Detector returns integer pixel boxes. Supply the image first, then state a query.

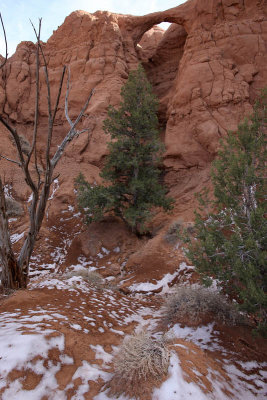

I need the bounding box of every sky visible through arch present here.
[0,0,186,57]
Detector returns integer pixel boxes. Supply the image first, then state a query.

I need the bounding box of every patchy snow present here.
[178,261,194,272]
[3,184,13,198]
[153,353,207,400]
[1,224,266,400]
[30,275,91,292]
[72,361,110,399]
[102,247,110,255]
[128,263,194,294]
[0,312,66,399]
[8,217,17,223]
[48,178,59,200]
[91,345,113,364]
[129,270,180,293]
[168,323,222,351]
[70,323,82,330]
[10,231,25,244]
[221,362,267,399]
[27,193,33,203]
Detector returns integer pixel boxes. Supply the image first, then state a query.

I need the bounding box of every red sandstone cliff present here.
[0,0,266,270]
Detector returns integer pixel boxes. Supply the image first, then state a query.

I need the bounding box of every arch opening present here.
[137,22,188,132]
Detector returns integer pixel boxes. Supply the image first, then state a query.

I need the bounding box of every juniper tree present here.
[183,89,267,331]
[76,65,173,234]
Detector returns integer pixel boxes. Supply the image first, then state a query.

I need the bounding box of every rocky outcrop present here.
[0,0,266,246]
[1,1,266,172]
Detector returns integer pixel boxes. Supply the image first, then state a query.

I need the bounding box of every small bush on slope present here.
[162,286,245,326]
[164,220,195,244]
[5,197,24,217]
[108,331,170,399]
[64,270,104,287]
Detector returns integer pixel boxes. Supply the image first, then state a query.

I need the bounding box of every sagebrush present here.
[108,331,170,399]
[64,269,103,287]
[162,286,244,326]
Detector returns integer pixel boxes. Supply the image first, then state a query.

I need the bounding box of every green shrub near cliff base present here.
[183,89,267,333]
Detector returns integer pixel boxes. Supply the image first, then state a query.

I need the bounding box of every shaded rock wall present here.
[143,24,188,128]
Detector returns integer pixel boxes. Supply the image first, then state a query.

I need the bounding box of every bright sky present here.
[0,0,186,57]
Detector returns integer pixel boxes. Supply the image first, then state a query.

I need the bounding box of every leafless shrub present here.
[164,220,194,244]
[162,286,244,326]
[5,197,24,217]
[65,269,104,287]
[108,331,170,399]
[164,221,182,244]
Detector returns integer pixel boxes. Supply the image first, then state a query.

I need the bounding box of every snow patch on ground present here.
[0,312,67,399]
[129,270,179,293]
[168,323,222,352]
[30,275,92,292]
[91,345,113,364]
[128,263,194,294]
[10,231,25,244]
[153,353,207,400]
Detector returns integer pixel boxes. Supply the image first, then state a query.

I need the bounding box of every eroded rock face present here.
[160,1,267,171]
[138,25,165,62]
[143,24,188,127]
[0,0,266,269]
[1,1,266,172]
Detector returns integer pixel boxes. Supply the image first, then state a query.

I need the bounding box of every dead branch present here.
[0,154,21,166]
[45,66,66,167]
[0,116,26,167]
[52,76,94,168]
[65,67,74,128]
[0,13,8,67]
[29,18,41,188]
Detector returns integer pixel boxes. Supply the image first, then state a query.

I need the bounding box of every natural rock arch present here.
[138,23,188,132]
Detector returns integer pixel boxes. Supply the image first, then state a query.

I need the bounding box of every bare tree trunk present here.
[0,17,94,290]
[0,178,25,289]
[18,171,53,282]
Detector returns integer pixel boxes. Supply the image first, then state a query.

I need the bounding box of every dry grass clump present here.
[164,221,182,244]
[108,331,170,399]
[65,269,104,287]
[162,286,244,326]
[5,197,24,217]
[164,220,194,244]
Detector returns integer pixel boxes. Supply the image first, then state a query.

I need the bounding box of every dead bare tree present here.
[0,16,94,289]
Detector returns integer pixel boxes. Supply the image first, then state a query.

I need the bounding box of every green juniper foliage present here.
[76,65,173,234]
[183,89,267,331]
